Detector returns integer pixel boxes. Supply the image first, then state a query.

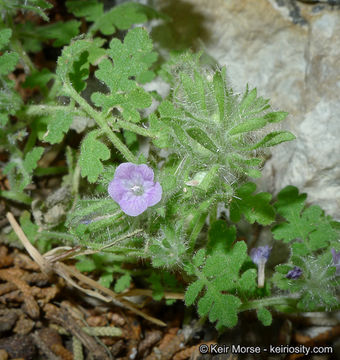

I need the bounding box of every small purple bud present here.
[250,246,272,266]
[250,246,272,288]
[108,163,162,217]
[286,266,302,279]
[331,248,340,276]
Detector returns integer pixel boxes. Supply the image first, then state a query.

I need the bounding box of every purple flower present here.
[286,266,302,279]
[331,248,340,276]
[250,246,272,266]
[108,162,162,217]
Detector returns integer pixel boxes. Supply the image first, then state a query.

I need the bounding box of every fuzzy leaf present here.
[0,52,19,76]
[230,111,287,136]
[76,257,96,272]
[213,68,226,122]
[92,87,152,122]
[23,68,54,89]
[199,293,241,329]
[0,76,22,126]
[91,28,156,124]
[229,117,267,135]
[99,273,114,288]
[185,279,205,306]
[207,220,235,254]
[197,164,220,192]
[38,20,81,47]
[57,37,103,83]
[272,186,338,251]
[237,269,257,294]
[0,29,12,49]
[186,127,218,153]
[43,110,73,144]
[20,210,38,242]
[79,130,110,183]
[264,111,288,123]
[239,87,257,113]
[257,307,272,326]
[69,51,90,92]
[180,72,206,112]
[158,100,184,121]
[238,86,270,116]
[185,242,248,328]
[250,131,296,149]
[88,2,166,35]
[9,147,45,191]
[230,182,275,225]
[66,0,103,21]
[273,188,316,242]
[23,147,44,174]
[94,27,157,93]
[149,113,171,148]
[193,249,206,267]
[114,274,131,293]
[1,0,53,20]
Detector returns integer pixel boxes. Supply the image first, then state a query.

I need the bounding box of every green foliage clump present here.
[151,54,294,203]
[272,186,340,311]
[272,186,338,255]
[184,242,257,329]
[3,0,340,333]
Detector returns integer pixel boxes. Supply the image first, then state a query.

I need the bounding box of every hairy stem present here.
[64,82,137,163]
[24,104,84,117]
[114,119,156,139]
[239,294,300,312]
[11,39,35,73]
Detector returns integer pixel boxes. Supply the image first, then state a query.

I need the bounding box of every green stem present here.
[209,203,217,224]
[38,231,78,242]
[6,13,35,74]
[72,160,81,197]
[70,159,81,212]
[47,78,62,101]
[114,119,156,139]
[239,294,300,312]
[64,82,137,163]
[10,37,35,74]
[24,104,84,117]
[23,130,37,155]
[188,197,215,253]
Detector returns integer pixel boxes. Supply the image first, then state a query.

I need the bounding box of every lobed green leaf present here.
[230,182,275,225]
[0,52,19,76]
[272,186,338,251]
[79,130,110,183]
[257,307,272,326]
[0,29,12,49]
[43,110,74,144]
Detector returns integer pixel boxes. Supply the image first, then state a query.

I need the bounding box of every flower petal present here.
[135,164,154,181]
[108,179,128,203]
[146,182,162,207]
[119,194,148,216]
[114,162,138,181]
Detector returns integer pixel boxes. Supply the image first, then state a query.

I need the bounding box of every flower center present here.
[131,184,144,196]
